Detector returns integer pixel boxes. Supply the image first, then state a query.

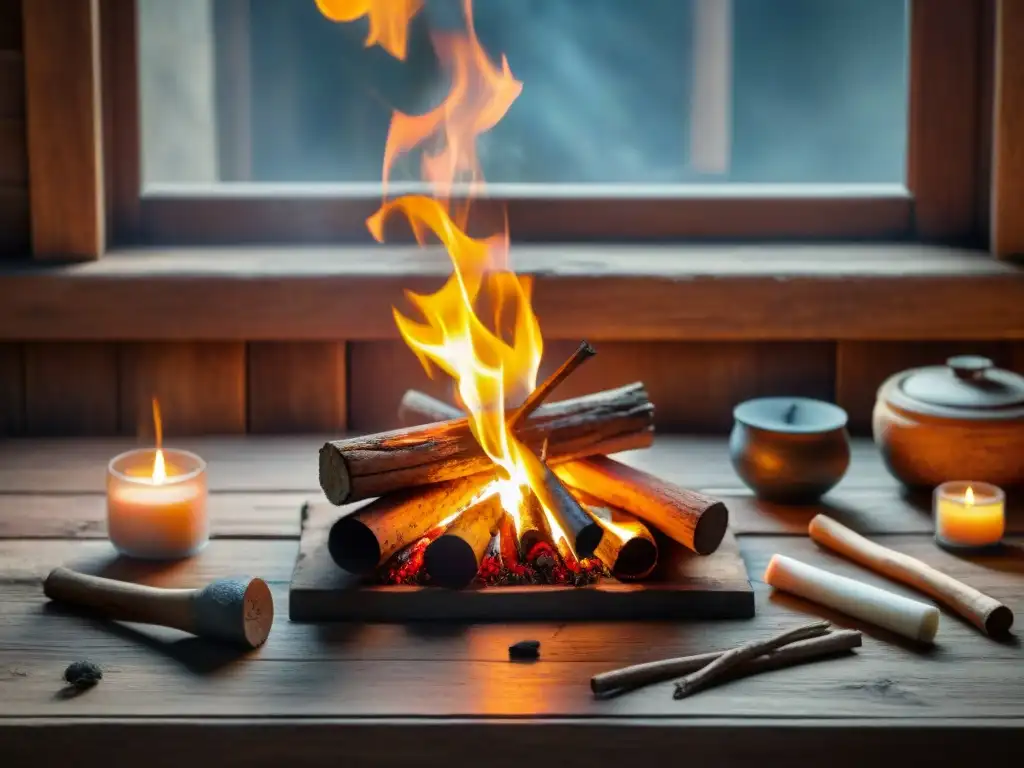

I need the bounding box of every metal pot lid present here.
[900,356,1024,410]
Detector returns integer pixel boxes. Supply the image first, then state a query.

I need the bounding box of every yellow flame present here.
[318,0,573,551]
[151,397,166,484]
[965,486,975,506]
[314,0,423,60]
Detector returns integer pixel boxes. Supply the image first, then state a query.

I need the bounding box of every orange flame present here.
[318,0,572,551]
[965,486,975,506]
[315,0,423,60]
[151,397,166,484]
[380,0,522,224]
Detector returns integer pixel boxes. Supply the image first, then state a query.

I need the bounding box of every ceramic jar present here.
[729,397,851,504]
[873,355,1024,489]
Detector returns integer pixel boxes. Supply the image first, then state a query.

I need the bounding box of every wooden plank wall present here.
[0,0,29,257]
[1,340,1023,438]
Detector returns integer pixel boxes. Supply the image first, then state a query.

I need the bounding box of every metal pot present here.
[873,355,1024,489]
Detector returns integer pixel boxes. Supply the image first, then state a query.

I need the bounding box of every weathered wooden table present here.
[0,436,1021,767]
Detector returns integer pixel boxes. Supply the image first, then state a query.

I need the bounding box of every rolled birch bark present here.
[808,514,1014,637]
[764,554,940,644]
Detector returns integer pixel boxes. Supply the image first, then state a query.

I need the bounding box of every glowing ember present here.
[317,0,578,556]
[380,532,608,587]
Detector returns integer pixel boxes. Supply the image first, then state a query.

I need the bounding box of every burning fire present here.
[318,0,575,554]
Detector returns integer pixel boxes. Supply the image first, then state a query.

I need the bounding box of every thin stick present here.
[673,620,831,699]
[507,341,596,430]
[591,629,861,698]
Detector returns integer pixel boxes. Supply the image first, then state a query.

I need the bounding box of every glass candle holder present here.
[107,448,208,560]
[933,480,1005,552]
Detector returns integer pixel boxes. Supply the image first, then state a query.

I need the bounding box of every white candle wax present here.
[765,553,940,644]
[107,448,208,559]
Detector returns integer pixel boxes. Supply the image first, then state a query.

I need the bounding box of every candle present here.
[934,481,1005,550]
[106,400,208,559]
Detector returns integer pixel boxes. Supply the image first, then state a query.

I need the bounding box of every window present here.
[141,0,907,186]
[107,0,986,244]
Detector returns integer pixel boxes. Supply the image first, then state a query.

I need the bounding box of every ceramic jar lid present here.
[882,356,1024,421]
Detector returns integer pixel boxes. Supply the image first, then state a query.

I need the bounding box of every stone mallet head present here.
[44,567,274,649]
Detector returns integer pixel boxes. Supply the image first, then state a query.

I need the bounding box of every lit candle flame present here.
[965,486,974,506]
[152,397,166,484]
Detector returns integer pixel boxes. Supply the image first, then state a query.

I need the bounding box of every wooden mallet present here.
[43,567,274,649]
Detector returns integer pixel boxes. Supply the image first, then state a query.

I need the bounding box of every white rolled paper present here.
[765,554,940,644]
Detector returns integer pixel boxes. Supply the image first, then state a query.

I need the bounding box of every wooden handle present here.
[43,567,197,635]
[808,514,1013,637]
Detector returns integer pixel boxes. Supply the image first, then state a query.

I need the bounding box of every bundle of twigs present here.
[590,621,862,699]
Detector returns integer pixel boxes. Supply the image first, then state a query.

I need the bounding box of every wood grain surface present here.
[350,341,835,433]
[0,245,1021,342]
[0,435,902,494]
[137,186,912,245]
[0,0,21,51]
[24,343,118,435]
[907,0,985,241]
[992,0,1024,258]
[118,342,246,436]
[0,435,1021,766]
[247,342,346,434]
[0,50,25,119]
[0,341,23,435]
[100,0,140,244]
[0,116,26,184]
[0,26,26,259]
[2,720,1022,768]
[0,185,28,257]
[21,0,105,259]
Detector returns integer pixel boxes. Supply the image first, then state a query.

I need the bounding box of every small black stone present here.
[63,660,102,690]
[509,640,541,660]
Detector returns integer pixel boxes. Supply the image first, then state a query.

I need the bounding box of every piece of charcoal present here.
[63,660,102,690]
[509,640,541,660]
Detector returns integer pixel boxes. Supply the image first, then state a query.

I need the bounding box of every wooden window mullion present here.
[22,0,105,259]
[991,0,1024,259]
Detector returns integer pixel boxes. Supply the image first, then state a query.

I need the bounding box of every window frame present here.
[23,0,1005,256]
